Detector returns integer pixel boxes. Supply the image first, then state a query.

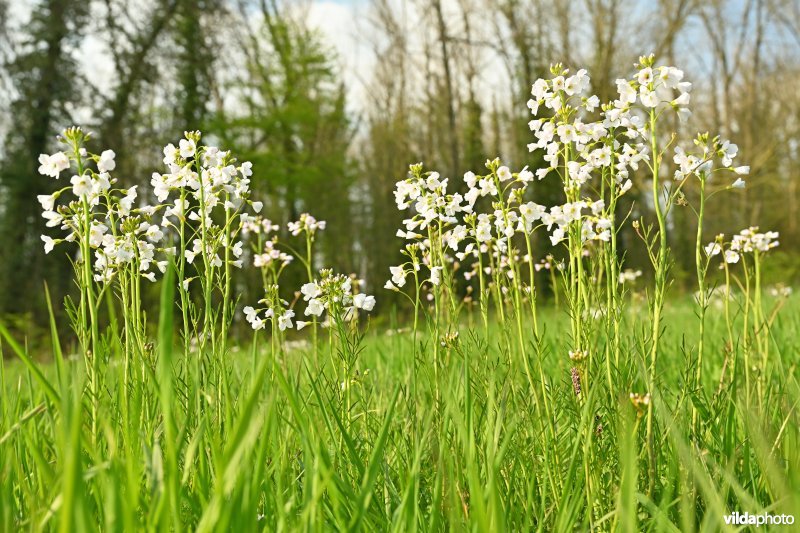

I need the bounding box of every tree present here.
[0,0,88,323]
[213,0,353,289]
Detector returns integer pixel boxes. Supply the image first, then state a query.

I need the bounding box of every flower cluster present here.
[241,214,279,236]
[673,133,749,186]
[38,128,169,284]
[244,268,375,332]
[150,131,260,283]
[287,213,326,237]
[243,285,298,332]
[385,55,757,374]
[706,228,780,264]
[618,269,643,284]
[301,269,376,321]
[253,238,293,269]
[527,63,651,194]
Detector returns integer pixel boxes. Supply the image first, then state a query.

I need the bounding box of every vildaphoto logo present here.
[723,511,795,527]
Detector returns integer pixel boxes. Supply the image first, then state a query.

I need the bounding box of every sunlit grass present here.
[2,293,798,531]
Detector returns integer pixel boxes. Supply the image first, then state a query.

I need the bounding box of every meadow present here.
[2,57,800,531]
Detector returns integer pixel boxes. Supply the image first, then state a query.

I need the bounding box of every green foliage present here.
[1,296,799,530]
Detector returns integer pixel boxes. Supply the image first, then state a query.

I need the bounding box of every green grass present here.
[1,292,799,531]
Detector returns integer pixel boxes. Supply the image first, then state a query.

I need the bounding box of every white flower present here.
[38,152,70,178]
[144,224,164,243]
[353,293,376,311]
[277,310,295,331]
[733,166,749,175]
[724,250,740,264]
[497,166,512,182]
[179,138,196,158]
[97,150,116,173]
[252,201,263,213]
[163,143,177,165]
[671,92,690,106]
[301,282,321,301]
[232,241,243,258]
[464,171,478,189]
[518,167,534,183]
[120,186,138,214]
[244,306,265,330]
[240,161,253,178]
[550,226,566,246]
[88,223,108,248]
[389,265,407,287]
[305,298,324,317]
[70,174,92,198]
[616,79,637,105]
[720,140,738,167]
[476,222,492,242]
[41,235,55,254]
[42,210,62,227]
[618,269,643,284]
[37,194,56,211]
[636,67,654,85]
[429,266,443,286]
[93,172,111,195]
[705,242,722,256]
[639,88,659,108]
[731,178,746,189]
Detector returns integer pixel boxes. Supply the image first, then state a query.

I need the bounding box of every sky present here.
[6,0,373,113]
[7,0,792,124]
[302,0,373,107]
